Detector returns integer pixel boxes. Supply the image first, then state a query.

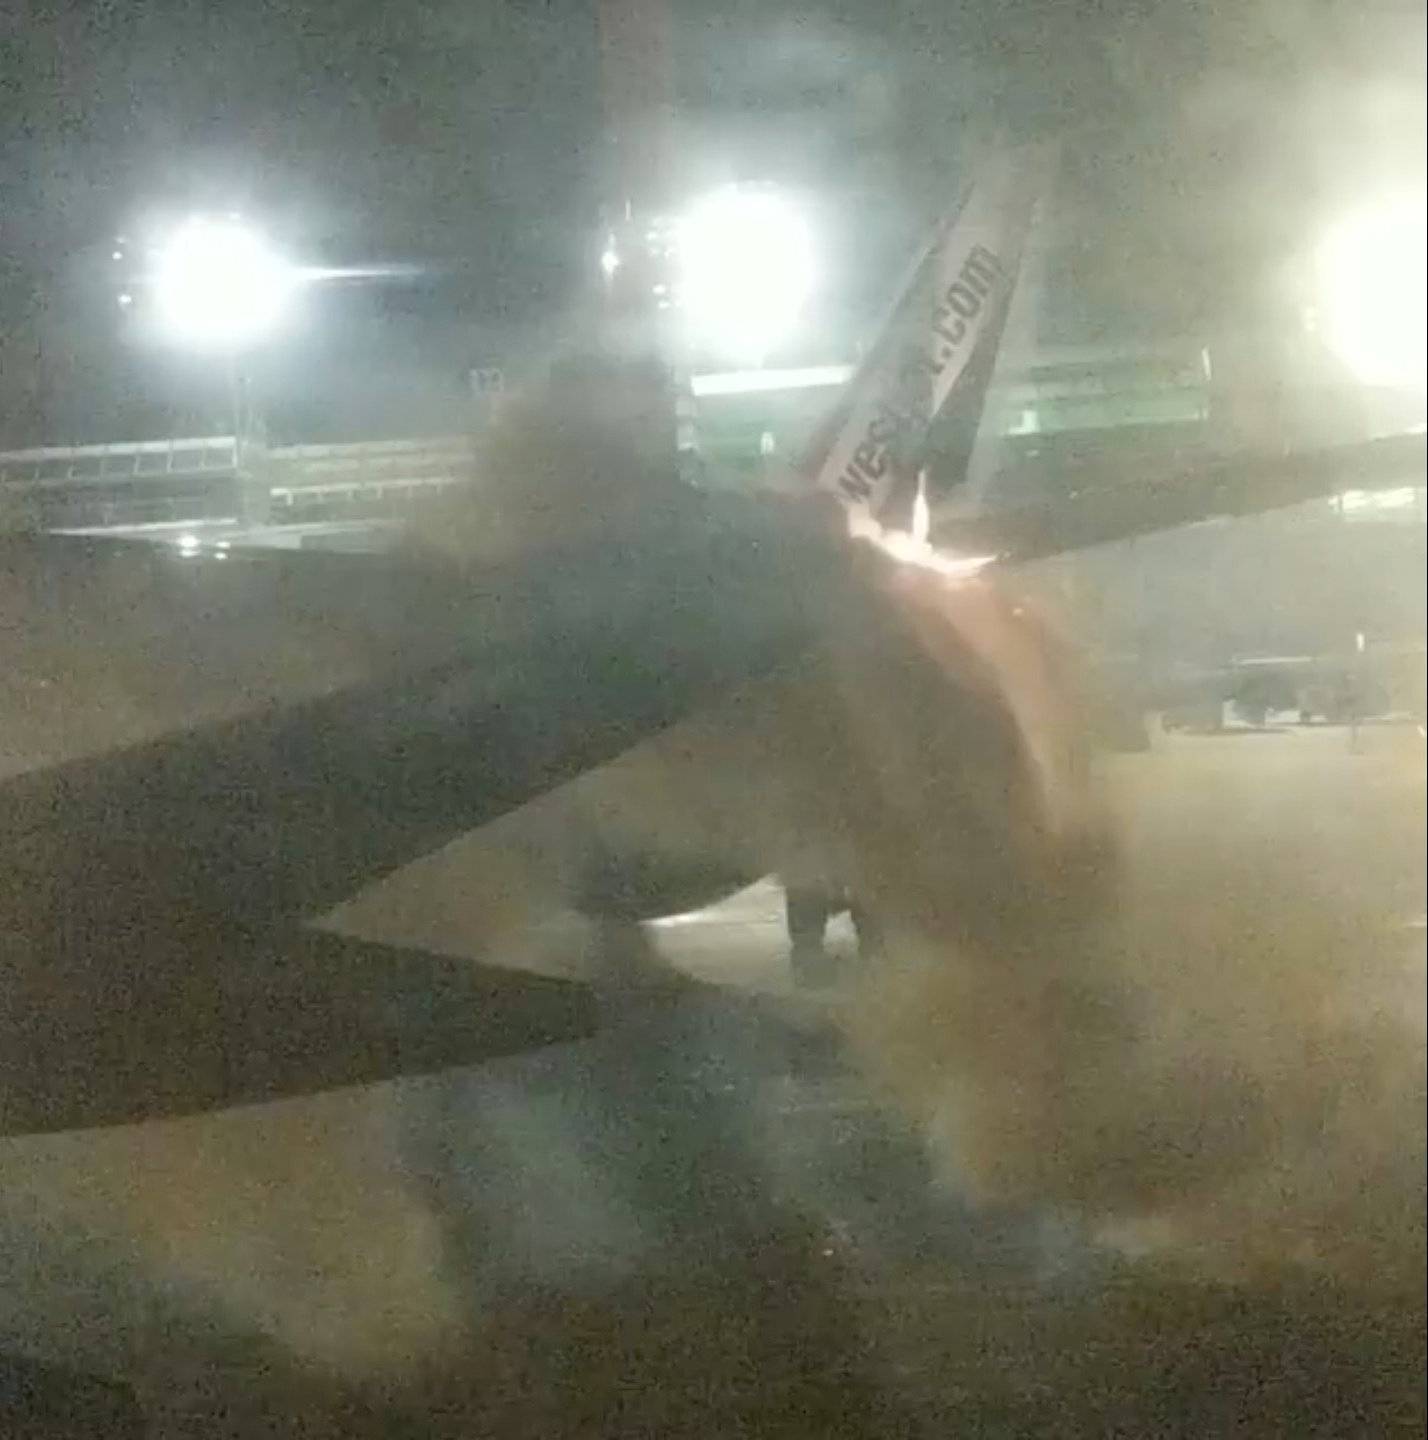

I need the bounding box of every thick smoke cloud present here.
[848,721,1425,1290]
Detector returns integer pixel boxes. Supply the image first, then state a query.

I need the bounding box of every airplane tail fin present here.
[807,147,1048,533]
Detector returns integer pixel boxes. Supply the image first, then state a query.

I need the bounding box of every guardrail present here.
[0,437,242,530]
[2,434,475,532]
[266,436,473,522]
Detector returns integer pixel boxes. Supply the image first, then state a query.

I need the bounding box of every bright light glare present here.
[691,364,851,397]
[911,474,931,544]
[849,504,995,578]
[1317,194,1427,391]
[153,217,297,349]
[677,187,814,364]
[1341,486,1420,512]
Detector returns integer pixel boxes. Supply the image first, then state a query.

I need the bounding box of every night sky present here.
[2,0,1422,445]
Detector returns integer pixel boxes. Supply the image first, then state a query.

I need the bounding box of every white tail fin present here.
[924,153,1040,426]
[808,148,1043,529]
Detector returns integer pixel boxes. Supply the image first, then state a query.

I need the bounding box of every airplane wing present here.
[0,512,845,1133]
[3,158,1048,1135]
[937,430,1427,562]
[4,427,1419,1134]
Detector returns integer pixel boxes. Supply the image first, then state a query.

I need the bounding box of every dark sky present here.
[2,0,1423,445]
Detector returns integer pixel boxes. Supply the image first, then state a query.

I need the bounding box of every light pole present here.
[150,215,299,522]
[674,185,818,489]
[595,0,679,469]
[674,185,816,369]
[1315,193,1427,409]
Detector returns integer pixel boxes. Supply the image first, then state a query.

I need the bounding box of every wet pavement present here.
[4,725,1425,1435]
